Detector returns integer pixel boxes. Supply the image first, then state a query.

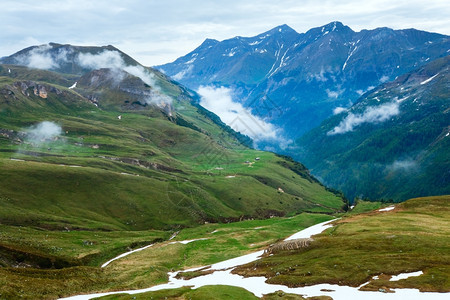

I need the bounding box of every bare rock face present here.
[34,85,47,98]
[12,81,62,99]
[1,87,16,100]
[14,81,33,96]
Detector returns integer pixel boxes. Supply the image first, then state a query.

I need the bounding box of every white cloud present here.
[76,50,172,105]
[333,107,347,115]
[328,102,400,135]
[326,89,339,98]
[197,85,287,145]
[172,65,193,81]
[76,50,124,70]
[311,68,328,82]
[387,159,418,172]
[326,88,344,99]
[26,121,62,144]
[357,86,376,96]
[123,65,156,87]
[77,50,155,86]
[380,75,390,83]
[14,44,70,69]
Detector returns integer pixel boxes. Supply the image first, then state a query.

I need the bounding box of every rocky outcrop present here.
[12,81,62,99]
[265,238,313,255]
[33,85,47,98]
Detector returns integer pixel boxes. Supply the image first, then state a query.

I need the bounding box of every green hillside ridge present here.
[0,46,344,292]
[96,286,261,300]
[0,68,343,232]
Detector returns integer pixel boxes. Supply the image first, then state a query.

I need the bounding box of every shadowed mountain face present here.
[0,44,344,232]
[296,56,450,201]
[157,22,449,142]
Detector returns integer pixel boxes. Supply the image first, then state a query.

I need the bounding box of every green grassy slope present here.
[234,195,450,292]
[0,55,344,293]
[0,213,333,299]
[95,286,260,300]
[0,45,344,299]
[0,67,343,230]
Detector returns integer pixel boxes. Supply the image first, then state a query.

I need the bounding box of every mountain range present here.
[157,22,449,138]
[0,26,449,299]
[157,21,450,200]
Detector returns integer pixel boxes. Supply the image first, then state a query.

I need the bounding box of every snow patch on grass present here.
[390,271,423,281]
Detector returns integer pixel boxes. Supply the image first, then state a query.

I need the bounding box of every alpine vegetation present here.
[77,50,173,106]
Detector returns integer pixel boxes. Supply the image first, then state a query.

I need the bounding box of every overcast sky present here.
[1,0,449,66]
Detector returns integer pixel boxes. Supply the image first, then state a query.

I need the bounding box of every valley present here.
[0,18,448,300]
[157,22,450,202]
